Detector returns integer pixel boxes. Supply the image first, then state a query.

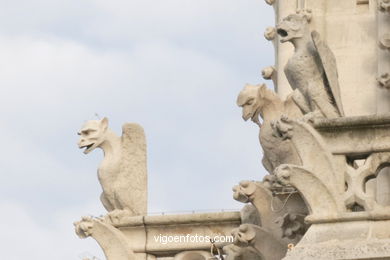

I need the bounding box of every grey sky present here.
[0,0,274,259]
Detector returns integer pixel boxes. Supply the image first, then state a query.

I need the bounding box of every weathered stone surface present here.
[74,216,135,260]
[231,224,286,260]
[284,221,390,260]
[272,115,390,259]
[240,204,261,226]
[121,212,239,255]
[236,84,302,172]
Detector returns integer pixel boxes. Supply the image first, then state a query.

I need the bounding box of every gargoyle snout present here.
[276,25,288,37]
[242,108,253,121]
[242,114,251,121]
[77,138,85,147]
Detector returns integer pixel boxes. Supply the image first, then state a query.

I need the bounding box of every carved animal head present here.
[237,84,265,125]
[276,12,310,43]
[237,84,279,126]
[77,117,109,154]
[231,224,256,247]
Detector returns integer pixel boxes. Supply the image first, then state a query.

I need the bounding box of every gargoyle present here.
[230,224,287,260]
[236,84,302,173]
[74,216,135,260]
[232,180,308,241]
[77,118,147,220]
[277,12,344,119]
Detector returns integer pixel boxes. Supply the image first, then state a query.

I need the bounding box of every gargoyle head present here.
[231,224,256,247]
[236,84,268,126]
[232,181,258,203]
[77,117,109,154]
[276,12,311,43]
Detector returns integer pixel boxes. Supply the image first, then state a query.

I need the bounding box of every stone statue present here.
[77,118,147,219]
[276,12,344,119]
[237,83,302,173]
[229,223,287,260]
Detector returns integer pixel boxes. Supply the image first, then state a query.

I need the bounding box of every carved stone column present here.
[273,0,296,99]
[377,0,390,207]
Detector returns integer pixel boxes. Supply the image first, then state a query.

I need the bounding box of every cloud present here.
[0,0,274,73]
[0,32,265,212]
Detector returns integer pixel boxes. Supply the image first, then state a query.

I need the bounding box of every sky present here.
[0,0,274,259]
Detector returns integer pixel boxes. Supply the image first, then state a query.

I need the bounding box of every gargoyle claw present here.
[274,165,292,185]
[74,216,96,238]
[272,117,294,140]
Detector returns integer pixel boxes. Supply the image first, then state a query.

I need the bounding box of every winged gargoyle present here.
[237,83,302,173]
[276,11,344,119]
[77,118,147,221]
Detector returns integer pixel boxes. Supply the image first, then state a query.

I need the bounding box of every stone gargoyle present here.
[237,83,302,173]
[77,118,147,220]
[276,11,345,119]
[227,167,309,260]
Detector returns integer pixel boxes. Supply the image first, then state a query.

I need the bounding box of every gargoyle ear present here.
[257,84,267,98]
[101,117,109,131]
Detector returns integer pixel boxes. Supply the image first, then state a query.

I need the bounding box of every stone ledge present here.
[313,114,390,131]
[116,211,241,256]
[115,211,241,228]
[311,114,390,156]
[285,239,390,260]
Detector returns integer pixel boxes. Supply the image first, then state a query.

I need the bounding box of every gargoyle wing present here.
[291,89,310,114]
[120,123,147,215]
[121,123,147,169]
[312,31,345,117]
